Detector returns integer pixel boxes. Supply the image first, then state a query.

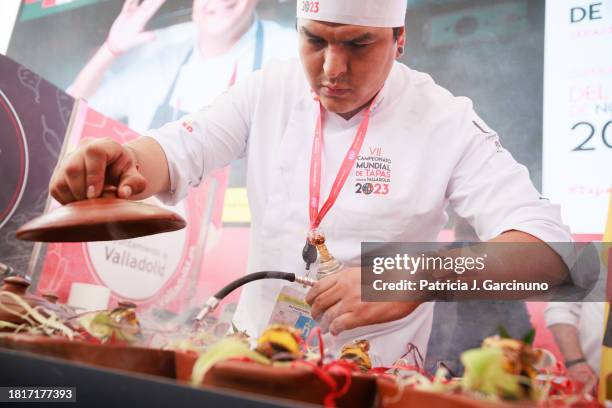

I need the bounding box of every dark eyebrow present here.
[300,27,375,43]
[300,26,322,39]
[346,33,374,43]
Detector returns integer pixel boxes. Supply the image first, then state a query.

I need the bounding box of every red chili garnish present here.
[76,328,102,345]
[306,326,325,365]
[323,360,353,406]
[292,360,338,406]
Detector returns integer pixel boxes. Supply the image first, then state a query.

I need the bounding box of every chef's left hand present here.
[305,267,420,335]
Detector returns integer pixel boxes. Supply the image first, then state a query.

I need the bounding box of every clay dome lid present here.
[15,187,186,242]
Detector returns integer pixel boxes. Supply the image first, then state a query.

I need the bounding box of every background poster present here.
[35,102,245,316]
[20,0,101,22]
[0,54,72,275]
[543,0,612,235]
[0,51,244,317]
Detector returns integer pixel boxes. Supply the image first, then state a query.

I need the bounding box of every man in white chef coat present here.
[49,0,572,366]
[69,0,296,131]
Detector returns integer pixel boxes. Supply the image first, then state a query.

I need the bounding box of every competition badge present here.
[268,285,316,342]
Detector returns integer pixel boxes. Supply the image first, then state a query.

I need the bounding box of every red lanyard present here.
[308,98,376,231]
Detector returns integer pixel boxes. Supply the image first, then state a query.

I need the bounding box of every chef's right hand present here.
[49,138,147,204]
[105,0,166,56]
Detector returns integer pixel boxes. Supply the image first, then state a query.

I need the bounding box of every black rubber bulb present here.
[302,239,318,270]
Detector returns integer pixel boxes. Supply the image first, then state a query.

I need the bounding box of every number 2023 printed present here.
[301,1,319,13]
[355,183,389,195]
[571,120,612,151]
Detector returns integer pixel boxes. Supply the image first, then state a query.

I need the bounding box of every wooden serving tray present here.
[0,334,176,379]
[202,359,379,408]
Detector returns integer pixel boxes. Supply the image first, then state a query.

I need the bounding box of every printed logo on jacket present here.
[354,146,391,196]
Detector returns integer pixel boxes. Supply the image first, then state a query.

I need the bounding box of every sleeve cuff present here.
[494,218,577,269]
[544,302,581,327]
[142,132,186,206]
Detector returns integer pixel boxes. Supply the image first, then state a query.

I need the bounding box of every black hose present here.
[213,271,296,300]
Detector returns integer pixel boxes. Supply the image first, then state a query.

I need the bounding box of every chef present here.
[49,0,572,366]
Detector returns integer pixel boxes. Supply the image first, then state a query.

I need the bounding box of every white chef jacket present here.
[544,302,605,372]
[146,58,572,366]
[88,19,297,132]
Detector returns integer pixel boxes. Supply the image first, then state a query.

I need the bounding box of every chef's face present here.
[192,0,258,36]
[298,19,404,118]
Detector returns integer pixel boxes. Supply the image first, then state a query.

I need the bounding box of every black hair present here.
[392,27,402,41]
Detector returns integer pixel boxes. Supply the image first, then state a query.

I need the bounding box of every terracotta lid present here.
[42,293,59,303]
[117,301,137,309]
[15,187,186,242]
[2,275,30,294]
